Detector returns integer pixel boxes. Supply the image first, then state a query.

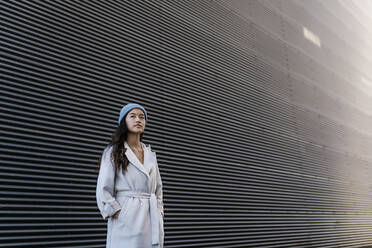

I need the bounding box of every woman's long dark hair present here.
[97,114,144,175]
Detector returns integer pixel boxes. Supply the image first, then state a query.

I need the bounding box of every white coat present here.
[96,141,164,248]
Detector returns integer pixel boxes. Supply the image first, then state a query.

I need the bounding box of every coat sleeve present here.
[96,146,121,220]
[154,156,164,217]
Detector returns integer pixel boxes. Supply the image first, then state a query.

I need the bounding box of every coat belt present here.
[116,191,160,245]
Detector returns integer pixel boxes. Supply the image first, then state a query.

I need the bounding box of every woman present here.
[96,103,164,248]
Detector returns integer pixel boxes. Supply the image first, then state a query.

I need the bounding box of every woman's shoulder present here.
[102,144,114,158]
[103,144,113,152]
[141,142,156,153]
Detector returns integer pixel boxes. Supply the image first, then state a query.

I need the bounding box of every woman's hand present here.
[113,209,120,219]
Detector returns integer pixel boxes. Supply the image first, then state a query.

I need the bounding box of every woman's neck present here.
[126,133,142,149]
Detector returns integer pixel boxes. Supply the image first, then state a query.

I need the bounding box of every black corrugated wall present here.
[1,1,372,247]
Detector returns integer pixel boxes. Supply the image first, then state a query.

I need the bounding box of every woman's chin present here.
[129,129,144,134]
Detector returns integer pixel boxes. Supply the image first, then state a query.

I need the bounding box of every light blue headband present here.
[118,103,148,126]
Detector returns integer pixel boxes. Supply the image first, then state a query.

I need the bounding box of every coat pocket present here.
[117,197,130,223]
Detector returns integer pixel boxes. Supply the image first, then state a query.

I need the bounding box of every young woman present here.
[96,103,164,248]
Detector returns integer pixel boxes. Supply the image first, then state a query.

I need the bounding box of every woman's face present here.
[125,108,146,133]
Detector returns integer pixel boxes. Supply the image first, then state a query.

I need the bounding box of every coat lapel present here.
[143,145,157,175]
[124,141,156,178]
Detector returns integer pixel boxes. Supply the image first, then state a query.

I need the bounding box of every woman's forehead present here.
[128,108,144,114]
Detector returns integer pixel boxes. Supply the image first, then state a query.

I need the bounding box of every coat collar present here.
[124,141,156,178]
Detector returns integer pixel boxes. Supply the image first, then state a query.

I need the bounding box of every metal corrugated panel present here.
[1,1,372,247]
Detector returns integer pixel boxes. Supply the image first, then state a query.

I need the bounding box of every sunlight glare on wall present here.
[303,26,322,47]
[361,76,372,96]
